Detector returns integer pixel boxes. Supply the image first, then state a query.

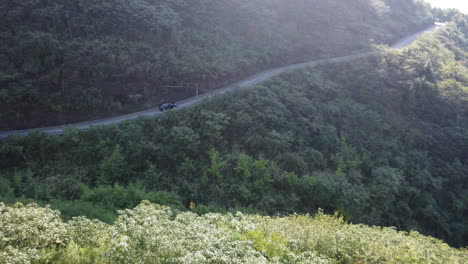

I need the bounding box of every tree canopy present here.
[0,0,435,129]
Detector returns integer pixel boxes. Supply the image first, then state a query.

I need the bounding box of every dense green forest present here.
[1,14,467,252]
[0,0,434,129]
[1,202,466,264]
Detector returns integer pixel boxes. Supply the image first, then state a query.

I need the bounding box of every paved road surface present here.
[0,23,445,138]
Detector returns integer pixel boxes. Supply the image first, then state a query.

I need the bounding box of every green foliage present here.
[98,144,128,184]
[244,228,289,259]
[201,148,225,184]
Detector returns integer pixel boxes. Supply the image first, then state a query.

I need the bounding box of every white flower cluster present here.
[66,216,109,247]
[0,202,68,263]
[0,246,37,264]
[105,203,270,263]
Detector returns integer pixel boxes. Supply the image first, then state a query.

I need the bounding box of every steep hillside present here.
[0,0,433,129]
[1,202,466,264]
[1,16,466,247]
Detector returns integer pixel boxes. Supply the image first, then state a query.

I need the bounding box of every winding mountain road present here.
[0,23,444,139]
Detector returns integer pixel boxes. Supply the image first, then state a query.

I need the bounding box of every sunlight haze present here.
[426,0,468,13]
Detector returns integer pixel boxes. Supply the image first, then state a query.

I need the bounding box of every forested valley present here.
[1,9,467,247]
[0,0,434,129]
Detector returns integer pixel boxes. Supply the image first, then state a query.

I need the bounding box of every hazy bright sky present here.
[425,0,468,13]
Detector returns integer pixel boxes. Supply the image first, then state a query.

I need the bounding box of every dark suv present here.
[159,103,178,111]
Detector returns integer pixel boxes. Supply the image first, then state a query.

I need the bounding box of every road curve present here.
[0,23,445,139]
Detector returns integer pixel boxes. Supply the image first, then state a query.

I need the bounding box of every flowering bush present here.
[257,212,468,264]
[0,202,69,263]
[0,202,466,264]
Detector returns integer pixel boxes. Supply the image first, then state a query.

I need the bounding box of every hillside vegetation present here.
[1,15,467,249]
[0,0,434,129]
[1,202,467,264]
